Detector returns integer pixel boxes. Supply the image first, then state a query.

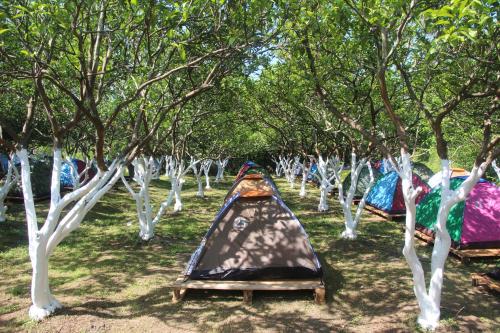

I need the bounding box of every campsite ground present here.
[0,176,499,333]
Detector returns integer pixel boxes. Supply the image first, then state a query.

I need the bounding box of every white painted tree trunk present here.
[151,157,163,180]
[398,153,486,330]
[201,159,212,189]
[281,155,300,188]
[192,160,204,198]
[174,178,184,212]
[288,156,300,189]
[164,155,174,178]
[215,158,229,183]
[0,159,19,222]
[66,157,93,190]
[122,156,198,238]
[314,155,335,212]
[121,157,154,240]
[332,152,375,240]
[272,157,282,177]
[299,158,312,198]
[17,148,123,320]
[169,158,198,212]
[492,160,500,181]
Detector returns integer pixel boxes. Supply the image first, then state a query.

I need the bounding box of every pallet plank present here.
[364,205,405,221]
[471,273,500,293]
[173,278,324,291]
[171,277,325,304]
[414,229,500,261]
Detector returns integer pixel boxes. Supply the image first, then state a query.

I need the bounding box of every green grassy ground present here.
[0,176,498,332]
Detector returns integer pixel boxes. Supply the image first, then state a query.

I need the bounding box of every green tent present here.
[416,177,500,249]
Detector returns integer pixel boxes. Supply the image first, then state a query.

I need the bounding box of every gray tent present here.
[9,155,52,200]
[342,165,382,199]
[185,191,322,280]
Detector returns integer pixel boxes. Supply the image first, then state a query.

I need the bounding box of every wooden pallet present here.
[171,277,326,304]
[471,273,500,293]
[414,229,500,263]
[364,205,405,221]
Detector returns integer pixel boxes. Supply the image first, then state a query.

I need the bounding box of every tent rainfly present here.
[342,165,382,199]
[427,168,470,188]
[416,177,500,249]
[225,174,279,202]
[366,171,430,214]
[185,190,322,280]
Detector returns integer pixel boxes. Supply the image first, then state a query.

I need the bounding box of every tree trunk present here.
[28,238,61,320]
[202,160,212,189]
[315,156,334,212]
[174,177,183,212]
[0,160,18,222]
[318,181,330,211]
[299,170,308,198]
[196,175,204,197]
[492,160,500,181]
[335,153,375,240]
[204,172,211,189]
[17,149,62,320]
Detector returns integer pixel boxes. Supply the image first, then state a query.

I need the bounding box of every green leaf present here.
[178,44,186,61]
[435,19,450,25]
[0,28,9,35]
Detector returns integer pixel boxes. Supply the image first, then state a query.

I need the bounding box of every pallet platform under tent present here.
[471,273,500,293]
[414,229,500,263]
[362,204,405,222]
[171,277,326,304]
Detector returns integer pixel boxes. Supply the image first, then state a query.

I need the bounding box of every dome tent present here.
[342,165,381,199]
[60,158,97,188]
[428,168,470,188]
[412,162,434,183]
[366,171,430,214]
[225,173,279,202]
[235,161,258,180]
[416,177,500,249]
[185,190,322,280]
[9,155,52,199]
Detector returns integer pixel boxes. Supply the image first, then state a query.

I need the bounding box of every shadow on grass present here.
[1,176,499,332]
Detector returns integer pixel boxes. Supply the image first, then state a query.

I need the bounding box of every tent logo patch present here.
[233,217,249,231]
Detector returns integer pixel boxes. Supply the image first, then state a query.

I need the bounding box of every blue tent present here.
[366,171,430,214]
[0,153,9,174]
[60,158,96,188]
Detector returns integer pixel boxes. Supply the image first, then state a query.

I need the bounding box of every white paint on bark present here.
[280,155,299,188]
[192,158,205,197]
[215,158,229,183]
[201,159,212,189]
[332,152,375,240]
[0,157,19,222]
[151,157,164,180]
[272,156,283,177]
[397,153,487,330]
[164,155,175,178]
[17,148,123,320]
[122,156,199,239]
[492,160,500,181]
[297,157,312,198]
[313,155,335,212]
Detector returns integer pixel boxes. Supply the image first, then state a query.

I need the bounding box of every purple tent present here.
[416,177,500,249]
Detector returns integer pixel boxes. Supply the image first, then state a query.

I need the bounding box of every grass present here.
[0,175,498,332]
